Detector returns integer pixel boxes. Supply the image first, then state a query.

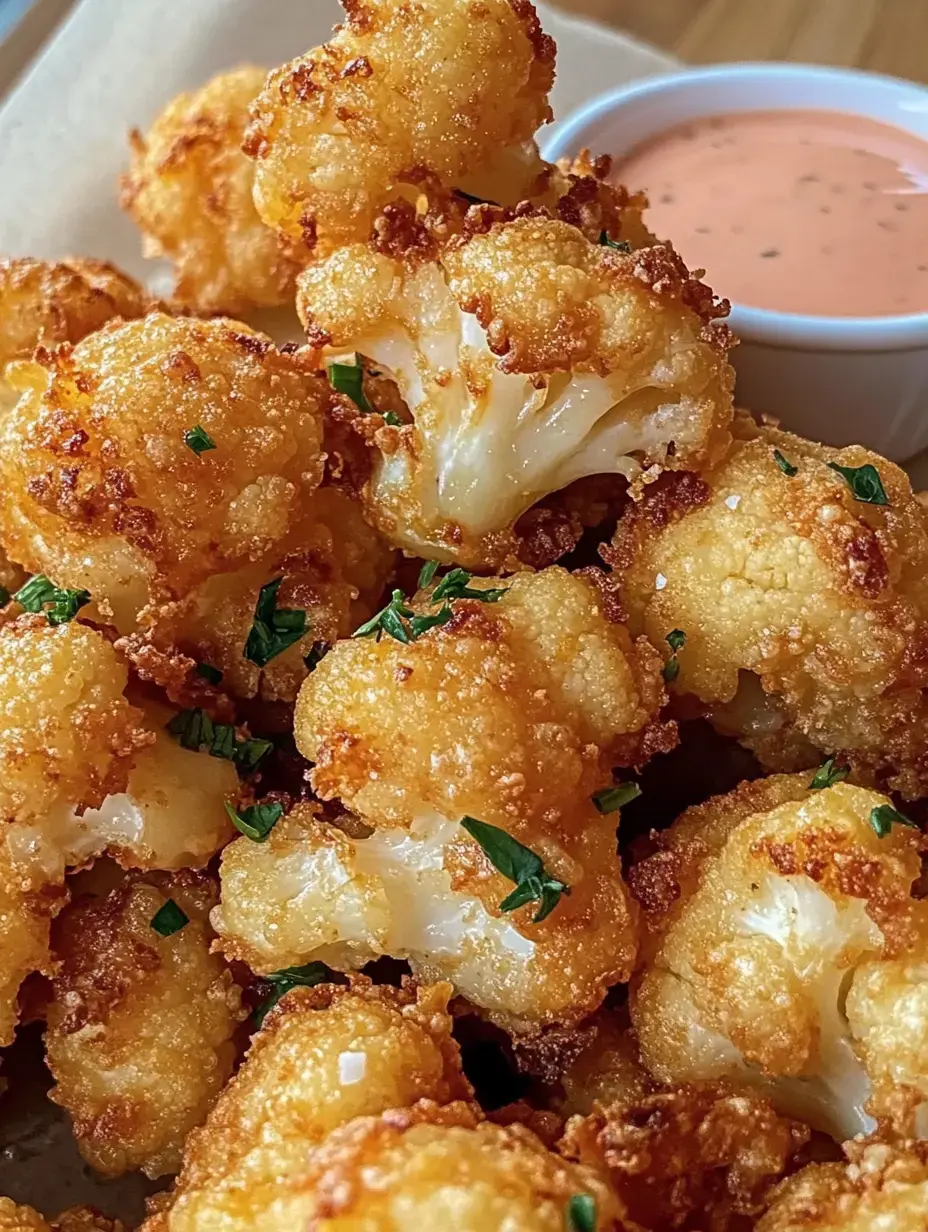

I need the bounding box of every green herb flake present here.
[353,589,414,644]
[150,899,189,937]
[15,575,90,626]
[184,424,216,456]
[566,1194,597,1232]
[225,800,284,843]
[431,568,508,604]
[195,662,223,686]
[808,757,850,791]
[409,603,454,639]
[253,961,330,1028]
[461,815,569,923]
[418,559,439,589]
[828,462,889,506]
[235,737,274,772]
[167,707,214,752]
[244,577,307,667]
[599,232,631,253]
[166,709,272,771]
[663,629,686,682]
[328,357,373,413]
[870,803,919,838]
[773,449,798,477]
[383,411,403,427]
[592,781,642,814]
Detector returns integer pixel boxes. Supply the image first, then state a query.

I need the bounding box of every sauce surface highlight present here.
[611,108,928,317]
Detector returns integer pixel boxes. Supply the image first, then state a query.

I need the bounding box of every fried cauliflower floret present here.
[296,566,668,827]
[264,1101,624,1231]
[245,0,554,252]
[0,313,326,630]
[563,1082,810,1232]
[133,487,396,702]
[213,797,637,1031]
[609,416,928,797]
[546,1011,654,1118]
[0,1203,124,1232]
[45,870,244,1178]
[0,616,147,826]
[0,257,149,381]
[629,776,926,1142]
[757,1140,928,1232]
[298,213,733,566]
[148,980,471,1231]
[121,67,308,314]
[0,846,63,1046]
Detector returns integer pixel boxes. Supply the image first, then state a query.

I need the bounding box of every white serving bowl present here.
[542,63,928,461]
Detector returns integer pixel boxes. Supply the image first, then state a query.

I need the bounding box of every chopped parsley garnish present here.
[828,461,889,506]
[353,569,508,643]
[224,799,284,843]
[327,357,373,413]
[773,449,798,477]
[663,628,686,682]
[150,899,189,937]
[303,641,330,671]
[184,424,216,456]
[870,803,918,838]
[195,662,223,686]
[244,578,307,667]
[15,575,90,626]
[566,1194,597,1231]
[808,757,850,790]
[599,232,631,253]
[418,559,439,589]
[253,961,330,1027]
[592,781,641,813]
[460,815,569,923]
[166,709,272,771]
[383,411,403,427]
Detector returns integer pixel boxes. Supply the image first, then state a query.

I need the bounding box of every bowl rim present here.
[541,61,928,352]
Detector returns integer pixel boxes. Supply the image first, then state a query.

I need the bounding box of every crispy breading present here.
[0,616,148,825]
[544,1011,654,1118]
[629,776,926,1142]
[212,797,638,1032]
[757,1140,928,1231]
[146,980,472,1231]
[0,313,327,630]
[297,214,734,566]
[0,845,64,1046]
[563,1082,809,1232]
[245,0,554,252]
[296,566,668,829]
[121,67,308,314]
[0,1203,125,1232]
[0,257,149,377]
[45,870,244,1178]
[133,487,396,702]
[276,1101,626,1231]
[608,415,928,797]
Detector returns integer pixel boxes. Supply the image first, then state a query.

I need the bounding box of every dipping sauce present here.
[611,109,928,317]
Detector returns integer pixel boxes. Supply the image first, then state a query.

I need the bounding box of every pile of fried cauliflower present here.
[0,2,927,1228]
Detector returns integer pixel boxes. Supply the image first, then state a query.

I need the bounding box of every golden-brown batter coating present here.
[280,1101,625,1231]
[0,313,327,630]
[46,870,245,1178]
[121,67,308,314]
[0,847,63,1046]
[147,980,472,1231]
[296,566,667,830]
[757,1140,928,1232]
[135,487,396,703]
[0,1203,124,1232]
[0,257,149,378]
[297,213,734,567]
[608,414,928,797]
[245,0,555,252]
[563,1082,809,1232]
[629,776,926,1143]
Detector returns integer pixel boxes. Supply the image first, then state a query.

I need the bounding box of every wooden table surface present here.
[555,0,928,85]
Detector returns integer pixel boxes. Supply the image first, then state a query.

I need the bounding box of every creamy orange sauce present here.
[612,109,928,317]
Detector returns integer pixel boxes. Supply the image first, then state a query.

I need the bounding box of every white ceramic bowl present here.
[542,63,928,461]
